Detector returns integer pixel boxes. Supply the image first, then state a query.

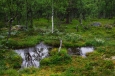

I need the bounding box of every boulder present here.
[11,25,25,31]
[111,56,115,60]
[91,22,101,26]
[105,24,113,29]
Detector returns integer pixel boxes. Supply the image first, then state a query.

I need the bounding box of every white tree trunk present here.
[51,0,54,33]
[58,40,62,52]
[52,15,54,33]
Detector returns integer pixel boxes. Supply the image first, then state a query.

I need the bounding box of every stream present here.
[15,43,94,68]
[15,42,50,68]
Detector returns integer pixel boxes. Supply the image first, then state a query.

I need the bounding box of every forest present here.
[0,0,115,76]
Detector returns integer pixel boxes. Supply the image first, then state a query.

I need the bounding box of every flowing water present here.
[15,42,50,68]
[68,47,94,57]
[15,42,94,68]
[80,47,94,57]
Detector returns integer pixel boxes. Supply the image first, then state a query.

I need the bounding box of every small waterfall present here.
[15,42,50,68]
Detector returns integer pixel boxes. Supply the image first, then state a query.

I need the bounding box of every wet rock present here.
[68,48,81,55]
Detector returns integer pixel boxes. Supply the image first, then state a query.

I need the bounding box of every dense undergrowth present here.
[0,18,115,76]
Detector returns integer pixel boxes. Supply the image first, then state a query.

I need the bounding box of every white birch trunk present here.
[52,15,54,33]
[58,40,62,52]
[51,0,54,33]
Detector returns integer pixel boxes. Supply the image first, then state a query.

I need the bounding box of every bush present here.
[40,48,72,66]
[40,58,51,66]
[50,48,71,64]
[49,48,58,56]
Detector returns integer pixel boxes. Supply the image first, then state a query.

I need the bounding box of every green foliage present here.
[3,39,18,48]
[49,48,58,56]
[40,48,71,66]
[62,67,76,76]
[34,18,50,27]
[0,69,19,76]
[85,38,105,46]
[63,33,83,42]
[19,67,39,74]
[0,49,22,71]
[60,52,114,76]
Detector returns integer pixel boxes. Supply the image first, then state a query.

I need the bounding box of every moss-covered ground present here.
[0,18,115,76]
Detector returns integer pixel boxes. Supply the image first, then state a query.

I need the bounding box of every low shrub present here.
[40,48,72,66]
[40,57,51,66]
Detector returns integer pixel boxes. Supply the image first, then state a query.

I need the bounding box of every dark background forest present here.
[0,0,115,29]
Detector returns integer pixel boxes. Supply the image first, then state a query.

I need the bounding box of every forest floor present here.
[0,18,115,76]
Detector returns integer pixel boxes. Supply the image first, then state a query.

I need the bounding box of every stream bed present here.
[15,43,94,68]
[15,42,50,68]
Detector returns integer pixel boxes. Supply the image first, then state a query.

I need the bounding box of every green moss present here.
[19,67,39,74]
[0,69,19,76]
[0,49,22,70]
[1,18,115,75]
[40,48,71,66]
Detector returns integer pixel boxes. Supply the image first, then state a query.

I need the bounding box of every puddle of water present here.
[15,42,50,68]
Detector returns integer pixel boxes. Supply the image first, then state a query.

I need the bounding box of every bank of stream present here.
[15,42,94,68]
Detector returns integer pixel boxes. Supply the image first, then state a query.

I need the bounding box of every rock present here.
[11,25,25,31]
[68,48,81,55]
[111,56,115,60]
[105,24,113,29]
[91,22,101,26]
